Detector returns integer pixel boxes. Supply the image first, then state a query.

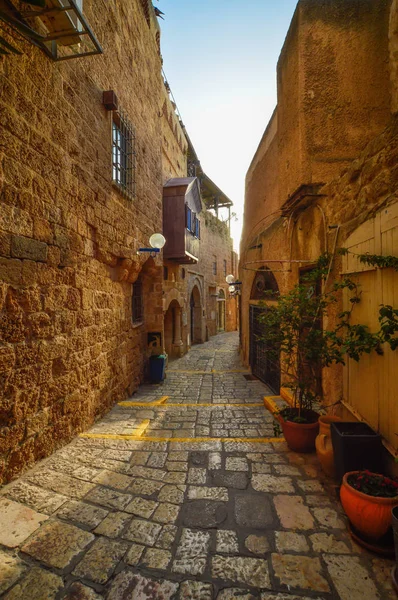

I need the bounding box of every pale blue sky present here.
[159,0,299,250]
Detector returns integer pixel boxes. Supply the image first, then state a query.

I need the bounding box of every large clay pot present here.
[340,471,398,541]
[315,416,342,478]
[281,410,320,453]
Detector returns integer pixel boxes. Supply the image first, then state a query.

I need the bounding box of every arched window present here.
[250,268,279,300]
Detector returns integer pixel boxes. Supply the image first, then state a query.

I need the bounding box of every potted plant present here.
[340,470,398,541]
[258,253,398,453]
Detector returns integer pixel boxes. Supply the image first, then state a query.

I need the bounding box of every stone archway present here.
[164,299,183,358]
[190,284,203,345]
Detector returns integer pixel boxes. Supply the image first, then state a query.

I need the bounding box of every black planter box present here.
[331,421,383,482]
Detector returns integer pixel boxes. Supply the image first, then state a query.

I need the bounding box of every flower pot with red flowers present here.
[340,470,398,541]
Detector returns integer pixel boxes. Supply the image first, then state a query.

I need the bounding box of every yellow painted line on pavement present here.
[79,433,285,443]
[263,395,281,417]
[131,419,150,437]
[167,369,249,374]
[118,402,264,408]
[118,396,169,407]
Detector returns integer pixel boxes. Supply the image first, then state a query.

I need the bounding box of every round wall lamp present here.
[138,233,166,257]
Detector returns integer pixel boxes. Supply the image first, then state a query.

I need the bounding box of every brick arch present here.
[164,287,184,312]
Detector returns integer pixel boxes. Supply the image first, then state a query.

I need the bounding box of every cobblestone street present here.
[0,332,394,599]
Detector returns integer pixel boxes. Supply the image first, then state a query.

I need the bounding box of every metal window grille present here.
[112,110,136,199]
[132,280,143,324]
[213,257,217,276]
[223,260,227,276]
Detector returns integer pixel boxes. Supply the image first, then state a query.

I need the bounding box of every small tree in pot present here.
[258,253,398,452]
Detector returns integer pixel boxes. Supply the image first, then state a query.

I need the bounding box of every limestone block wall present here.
[0,0,163,482]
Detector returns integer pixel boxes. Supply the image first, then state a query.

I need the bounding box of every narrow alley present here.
[0,333,394,600]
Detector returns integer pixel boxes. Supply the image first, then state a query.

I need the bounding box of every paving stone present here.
[190,452,207,466]
[125,543,145,565]
[187,468,207,484]
[128,478,164,496]
[173,528,210,575]
[168,451,189,461]
[371,557,396,600]
[324,554,381,599]
[85,486,132,510]
[297,479,325,493]
[56,500,109,529]
[147,452,167,468]
[0,498,48,548]
[3,567,63,600]
[225,457,249,471]
[93,511,131,538]
[103,449,133,462]
[130,466,166,480]
[142,547,172,570]
[217,590,256,600]
[125,497,158,518]
[123,518,162,546]
[163,471,187,484]
[92,470,132,491]
[27,470,95,499]
[260,595,322,600]
[3,481,67,515]
[212,471,249,489]
[188,486,228,501]
[224,442,272,452]
[312,507,346,529]
[22,520,94,569]
[166,461,188,472]
[305,495,332,507]
[211,555,270,588]
[129,451,151,465]
[273,495,315,529]
[244,534,270,555]
[73,537,127,584]
[179,580,213,600]
[158,484,186,504]
[251,474,294,493]
[252,463,272,474]
[271,554,330,593]
[275,531,310,553]
[273,464,302,476]
[235,494,274,528]
[216,530,239,553]
[209,453,222,470]
[152,502,180,524]
[73,466,103,482]
[107,571,178,600]
[152,524,176,550]
[63,582,103,599]
[310,533,352,553]
[182,499,227,528]
[0,550,27,595]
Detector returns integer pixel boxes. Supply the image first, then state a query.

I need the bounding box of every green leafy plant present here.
[258,253,398,424]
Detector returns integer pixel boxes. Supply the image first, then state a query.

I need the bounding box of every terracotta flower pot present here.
[315,416,342,478]
[281,410,320,453]
[340,471,398,541]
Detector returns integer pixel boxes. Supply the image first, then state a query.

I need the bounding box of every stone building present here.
[161,87,238,359]
[240,0,398,458]
[0,0,237,483]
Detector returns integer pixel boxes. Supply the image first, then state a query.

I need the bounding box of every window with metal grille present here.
[132,279,143,324]
[223,259,227,276]
[112,111,135,199]
[213,256,217,276]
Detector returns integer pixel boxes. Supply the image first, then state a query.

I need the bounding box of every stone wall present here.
[0,0,164,483]
[240,0,398,456]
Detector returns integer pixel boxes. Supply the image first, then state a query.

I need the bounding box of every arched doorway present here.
[217,289,226,332]
[190,285,203,345]
[249,268,281,393]
[164,299,183,358]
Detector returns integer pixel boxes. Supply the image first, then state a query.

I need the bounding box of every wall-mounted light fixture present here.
[226,274,242,297]
[138,233,166,258]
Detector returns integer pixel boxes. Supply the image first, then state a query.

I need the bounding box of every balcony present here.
[163,177,202,264]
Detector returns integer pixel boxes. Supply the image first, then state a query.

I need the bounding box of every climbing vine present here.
[338,248,398,271]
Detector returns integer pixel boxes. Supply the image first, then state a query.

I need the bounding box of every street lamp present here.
[138,233,166,257]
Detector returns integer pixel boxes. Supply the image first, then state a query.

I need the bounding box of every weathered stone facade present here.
[0,1,162,483]
[241,0,398,455]
[0,1,237,483]
[161,89,237,359]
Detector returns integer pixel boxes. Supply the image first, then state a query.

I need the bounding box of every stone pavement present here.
[0,332,394,599]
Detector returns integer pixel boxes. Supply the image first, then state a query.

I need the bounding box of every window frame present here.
[132,279,144,325]
[112,110,136,199]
